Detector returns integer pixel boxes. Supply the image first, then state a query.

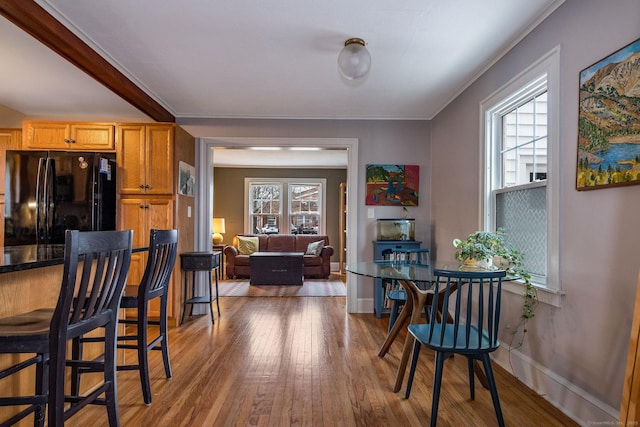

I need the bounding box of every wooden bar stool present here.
[180,251,221,325]
[72,229,178,405]
[0,230,132,427]
[117,229,177,404]
[0,309,52,426]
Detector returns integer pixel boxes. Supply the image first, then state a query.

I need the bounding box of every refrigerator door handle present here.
[35,157,57,244]
[45,158,57,243]
[35,158,46,244]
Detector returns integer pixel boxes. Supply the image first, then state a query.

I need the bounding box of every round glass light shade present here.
[337,38,371,80]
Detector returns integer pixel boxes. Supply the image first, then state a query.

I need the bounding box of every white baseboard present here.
[356,297,374,313]
[493,345,618,425]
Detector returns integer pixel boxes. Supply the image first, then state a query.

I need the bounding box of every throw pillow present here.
[238,236,259,255]
[305,240,324,256]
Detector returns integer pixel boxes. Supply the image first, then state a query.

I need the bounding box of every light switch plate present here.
[187,206,192,217]
[367,207,375,219]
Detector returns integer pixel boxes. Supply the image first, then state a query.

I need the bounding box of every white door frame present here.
[195,137,359,313]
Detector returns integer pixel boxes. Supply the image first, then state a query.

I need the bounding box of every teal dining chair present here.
[386,248,431,332]
[405,268,507,427]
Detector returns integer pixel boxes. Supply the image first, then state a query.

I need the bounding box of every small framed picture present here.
[178,161,195,196]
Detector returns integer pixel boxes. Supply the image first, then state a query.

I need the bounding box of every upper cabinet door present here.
[23,122,67,149]
[117,125,147,194]
[68,123,115,150]
[145,125,174,195]
[117,124,174,195]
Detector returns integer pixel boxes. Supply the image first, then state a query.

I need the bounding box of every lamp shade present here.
[212,218,226,244]
[337,38,371,80]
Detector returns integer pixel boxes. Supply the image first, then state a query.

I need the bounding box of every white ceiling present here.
[1,1,563,166]
[1,0,563,122]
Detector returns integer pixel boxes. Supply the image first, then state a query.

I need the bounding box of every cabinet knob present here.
[139,185,146,189]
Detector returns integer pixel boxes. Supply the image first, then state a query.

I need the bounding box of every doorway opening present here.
[195,137,359,313]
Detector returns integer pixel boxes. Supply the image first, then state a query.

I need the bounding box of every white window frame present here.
[245,178,326,235]
[480,46,562,307]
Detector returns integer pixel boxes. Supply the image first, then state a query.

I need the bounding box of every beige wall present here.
[0,105,25,128]
[213,167,346,261]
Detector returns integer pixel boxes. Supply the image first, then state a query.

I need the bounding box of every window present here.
[248,182,282,234]
[289,184,321,234]
[482,47,560,299]
[246,178,326,235]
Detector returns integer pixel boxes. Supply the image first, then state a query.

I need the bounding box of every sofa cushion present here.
[305,240,324,256]
[294,235,329,253]
[238,236,259,255]
[266,234,296,252]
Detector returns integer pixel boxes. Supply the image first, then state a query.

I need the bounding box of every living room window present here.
[248,182,282,234]
[481,46,560,300]
[289,183,321,234]
[246,178,326,235]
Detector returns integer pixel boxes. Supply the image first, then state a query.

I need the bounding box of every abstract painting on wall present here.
[365,164,419,206]
[576,37,640,190]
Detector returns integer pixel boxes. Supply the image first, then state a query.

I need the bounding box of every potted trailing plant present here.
[453,228,537,350]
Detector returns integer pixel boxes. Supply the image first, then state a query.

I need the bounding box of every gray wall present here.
[431,0,640,422]
[213,167,347,261]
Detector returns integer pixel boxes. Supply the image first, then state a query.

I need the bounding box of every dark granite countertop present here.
[1,244,147,274]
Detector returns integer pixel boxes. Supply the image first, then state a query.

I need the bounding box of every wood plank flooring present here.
[70,296,578,426]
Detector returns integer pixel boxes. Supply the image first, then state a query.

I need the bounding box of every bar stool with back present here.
[0,229,133,426]
[72,229,178,405]
[112,229,177,404]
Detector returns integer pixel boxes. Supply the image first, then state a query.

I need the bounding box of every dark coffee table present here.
[249,252,304,285]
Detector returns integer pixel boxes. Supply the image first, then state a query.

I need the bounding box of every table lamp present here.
[212,217,226,245]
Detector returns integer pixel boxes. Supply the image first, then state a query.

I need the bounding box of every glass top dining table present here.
[346,259,501,392]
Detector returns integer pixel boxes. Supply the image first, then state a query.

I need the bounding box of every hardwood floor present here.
[71,296,578,426]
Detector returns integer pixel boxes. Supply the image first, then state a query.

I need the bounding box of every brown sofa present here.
[224,234,334,279]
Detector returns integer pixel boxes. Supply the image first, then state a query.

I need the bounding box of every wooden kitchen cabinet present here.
[22,121,115,150]
[118,197,175,318]
[0,129,22,196]
[0,129,21,248]
[117,124,174,195]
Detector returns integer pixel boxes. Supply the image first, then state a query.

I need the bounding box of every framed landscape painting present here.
[576,37,640,190]
[365,164,419,206]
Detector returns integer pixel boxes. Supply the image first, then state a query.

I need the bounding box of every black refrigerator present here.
[4,151,117,246]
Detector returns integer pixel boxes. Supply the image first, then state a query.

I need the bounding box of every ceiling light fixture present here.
[337,38,371,80]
